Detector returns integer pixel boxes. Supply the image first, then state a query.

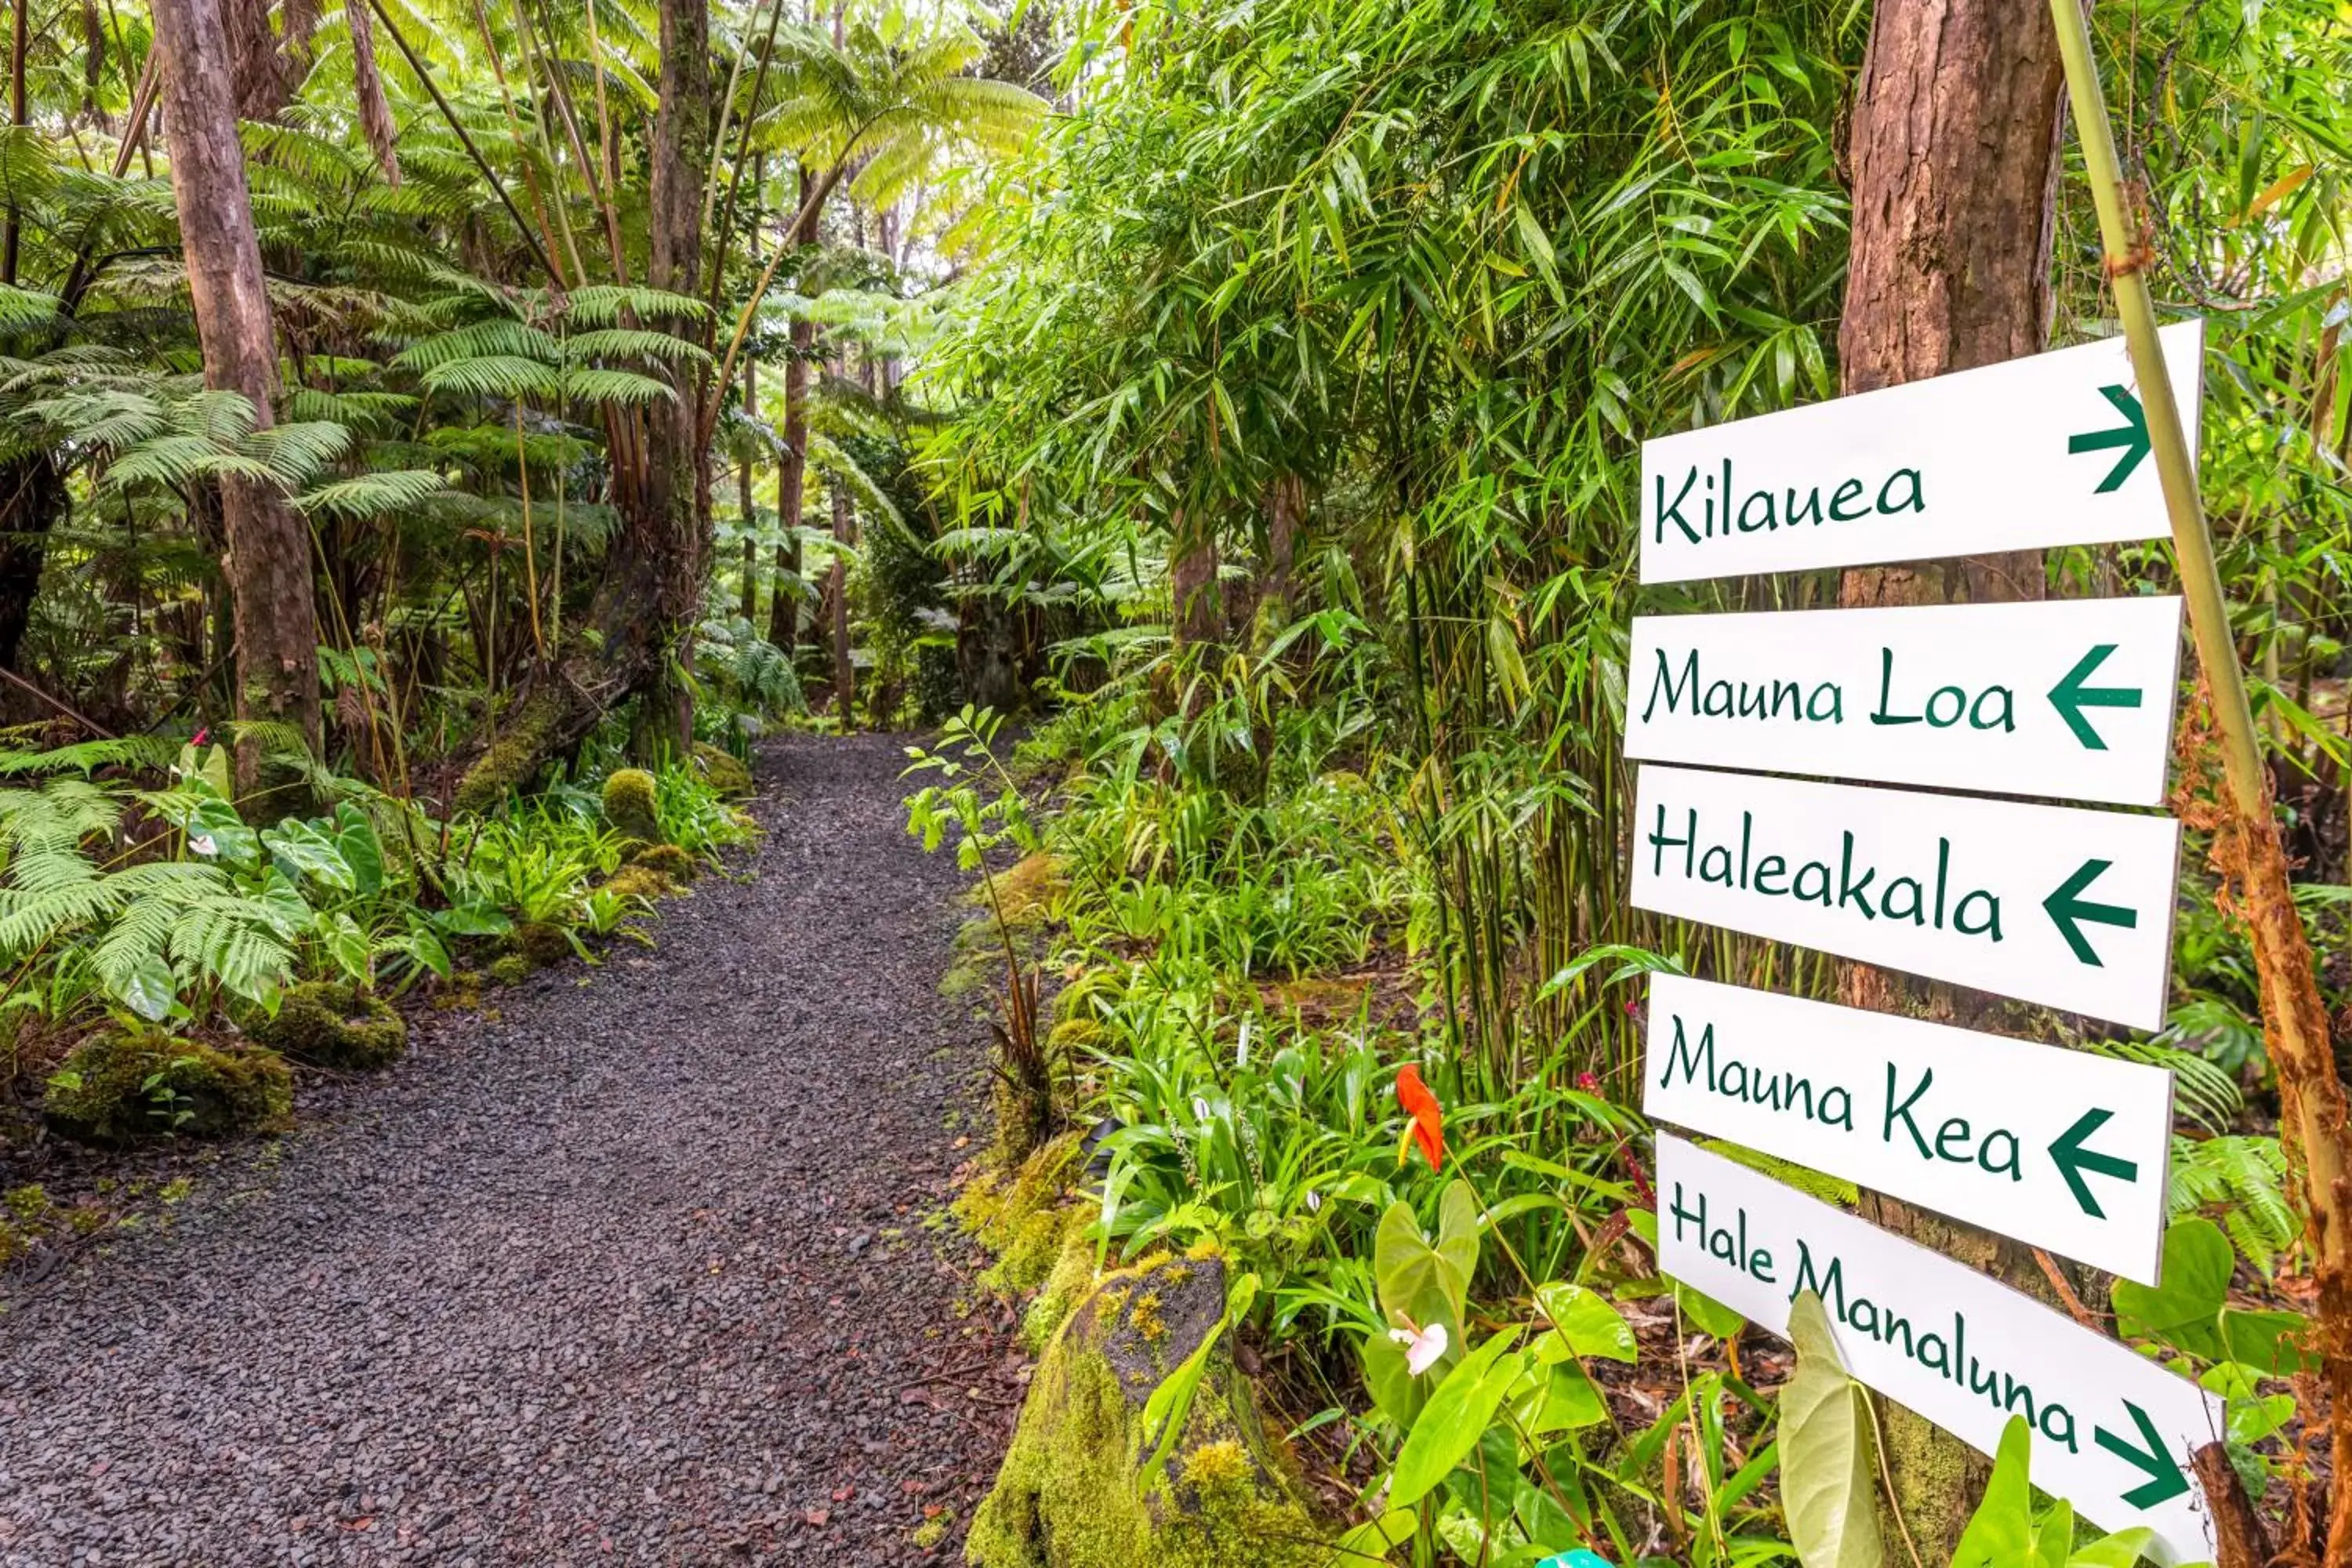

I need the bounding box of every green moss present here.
[601,767,662,844]
[692,742,755,798]
[486,953,533,985]
[43,1029,292,1145]
[629,842,696,881]
[965,1260,1327,1568]
[513,921,574,967]
[452,688,568,816]
[912,1511,953,1551]
[244,981,406,1071]
[601,864,675,902]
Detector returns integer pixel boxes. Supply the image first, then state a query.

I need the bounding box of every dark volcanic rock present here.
[0,735,1016,1566]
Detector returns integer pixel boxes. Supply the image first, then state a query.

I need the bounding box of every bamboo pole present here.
[2047,2,2350,1555]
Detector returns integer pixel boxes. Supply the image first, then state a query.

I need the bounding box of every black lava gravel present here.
[0,735,1022,1566]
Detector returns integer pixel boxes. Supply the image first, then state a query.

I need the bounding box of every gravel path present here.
[0,735,1021,1567]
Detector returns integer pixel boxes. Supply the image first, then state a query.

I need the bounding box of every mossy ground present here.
[43,1029,293,1145]
[964,1254,1324,1568]
[245,981,406,1070]
[691,742,755,798]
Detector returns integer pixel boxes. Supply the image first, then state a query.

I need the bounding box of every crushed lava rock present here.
[0,734,1022,1566]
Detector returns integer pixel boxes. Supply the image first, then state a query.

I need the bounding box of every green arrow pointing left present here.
[2045,858,2139,967]
[2048,644,2143,751]
[2094,1400,2190,1508]
[2049,1106,2139,1218]
[2069,385,2152,493]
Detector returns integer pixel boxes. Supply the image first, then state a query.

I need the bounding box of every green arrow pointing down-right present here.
[2069,385,2153,492]
[2045,858,2140,967]
[2049,1107,2139,1218]
[2094,1401,2190,1508]
[2048,644,2143,750]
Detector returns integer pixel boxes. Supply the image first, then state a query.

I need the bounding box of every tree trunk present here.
[826,477,852,715]
[767,311,814,648]
[0,453,64,693]
[152,0,321,797]
[450,0,707,808]
[737,358,758,622]
[1169,509,1221,648]
[1836,0,2069,1553]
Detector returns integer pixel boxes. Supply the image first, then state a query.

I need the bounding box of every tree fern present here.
[2169,1134,2297,1276]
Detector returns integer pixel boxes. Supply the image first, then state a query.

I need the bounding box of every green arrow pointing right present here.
[2045,858,2140,967]
[2048,643,2143,751]
[2069,384,2153,493]
[2094,1400,2190,1508]
[2049,1106,2139,1218]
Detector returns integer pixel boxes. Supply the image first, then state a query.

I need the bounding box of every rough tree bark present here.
[1836,0,2070,1553]
[766,318,812,650]
[152,0,322,793]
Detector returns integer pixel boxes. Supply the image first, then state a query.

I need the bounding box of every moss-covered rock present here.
[512,920,575,967]
[956,1133,1093,1342]
[43,1029,292,1145]
[485,953,534,985]
[967,1253,1327,1568]
[601,767,662,844]
[601,863,675,902]
[692,742,755,798]
[629,842,696,882]
[245,981,406,1070]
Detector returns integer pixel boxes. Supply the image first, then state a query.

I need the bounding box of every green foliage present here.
[1777,1291,1880,1568]
[1951,1418,2154,1568]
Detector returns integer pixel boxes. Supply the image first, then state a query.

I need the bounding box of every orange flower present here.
[1396,1064,1445,1172]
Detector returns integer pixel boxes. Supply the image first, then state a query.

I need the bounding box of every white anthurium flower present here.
[1305,1189,1322,1214]
[1192,1096,1211,1122]
[1388,1317,1449,1376]
[188,833,218,858]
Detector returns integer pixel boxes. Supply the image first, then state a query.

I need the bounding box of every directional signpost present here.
[1642,975,2174,1280]
[1658,1136,2221,1560]
[1631,764,2181,1029]
[1639,321,2204,583]
[1624,597,2184,805]
[1627,313,2215,1552]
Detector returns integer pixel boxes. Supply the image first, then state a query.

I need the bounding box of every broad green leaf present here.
[2030,1498,2074,1568]
[1674,1278,1746,1339]
[1520,1363,1607,1434]
[1375,1198,1469,1338]
[2113,1218,2231,1357]
[2067,1527,2157,1566]
[2220,1306,2315,1374]
[1534,1280,1637,1363]
[1388,1327,1523,1512]
[114,954,177,1022]
[1779,1290,1881,1568]
[1330,1508,1416,1562]
[1951,1416,2034,1568]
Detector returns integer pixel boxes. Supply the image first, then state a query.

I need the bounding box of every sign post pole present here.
[2044,0,2350,1540]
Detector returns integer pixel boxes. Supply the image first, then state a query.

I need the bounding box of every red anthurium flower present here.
[1396,1064,1445,1172]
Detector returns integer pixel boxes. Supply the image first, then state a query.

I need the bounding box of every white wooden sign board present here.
[1624,597,2185,807]
[1642,975,2174,1282]
[1630,764,2180,1029]
[1639,321,2205,583]
[1658,1135,2221,1562]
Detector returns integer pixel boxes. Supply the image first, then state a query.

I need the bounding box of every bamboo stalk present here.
[2047,2,2349,1557]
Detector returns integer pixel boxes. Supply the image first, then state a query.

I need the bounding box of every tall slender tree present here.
[152,0,322,793]
[1835,0,2070,1550]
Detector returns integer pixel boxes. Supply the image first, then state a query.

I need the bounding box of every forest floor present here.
[0,734,1025,1567]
